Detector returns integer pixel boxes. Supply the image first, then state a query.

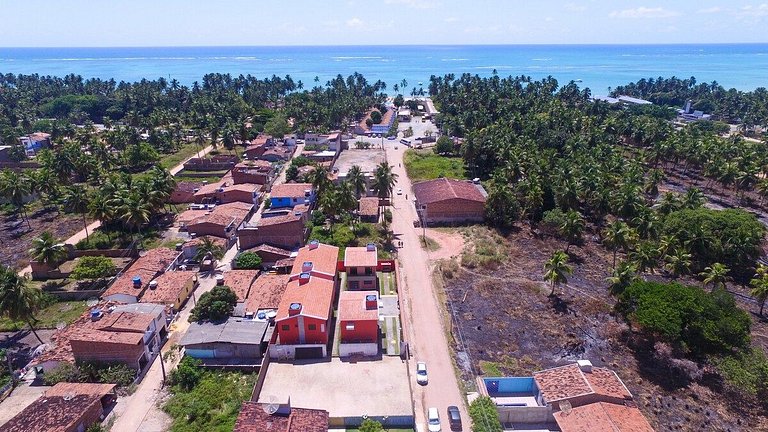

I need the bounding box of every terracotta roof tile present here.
[344,246,377,268]
[533,363,594,403]
[183,236,227,250]
[585,367,633,401]
[244,274,289,313]
[190,202,253,228]
[412,178,486,205]
[234,401,329,432]
[101,248,179,299]
[553,402,654,432]
[177,209,210,225]
[275,276,334,321]
[43,382,116,398]
[270,183,313,199]
[1,389,109,432]
[357,197,379,216]
[139,271,197,305]
[252,244,292,258]
[290,242,339,278]
[338,290,379,321]
[222,270,259,300]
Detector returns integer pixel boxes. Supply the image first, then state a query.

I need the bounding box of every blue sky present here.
[2,0,767,46]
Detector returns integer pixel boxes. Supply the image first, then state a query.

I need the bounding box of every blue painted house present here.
[269,183,315,209]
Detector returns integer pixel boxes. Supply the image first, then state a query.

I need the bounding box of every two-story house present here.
[344,243,378,290]
[269,183,315,209]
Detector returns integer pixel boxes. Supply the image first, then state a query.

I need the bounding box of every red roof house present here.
[186,202,254,239]
[343,244,378,290]
[272,274,335,359]
[412,178,487,225]
[233,401,328,432]
[338,290,379,356]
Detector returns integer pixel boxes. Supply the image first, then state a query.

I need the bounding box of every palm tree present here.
[681,187,705,209]
[372,162,398,200]
[308,165,331,197]
[750,264,768,316]
[664,248,692,279]
[118,193,151,235]
[700,263,730,290]
[0,169,31,229]
[195,237,225,263]
[346,165,367,198]
[543,250,572,296]
[62,186,91,242]
[89,193,115,227]
[560,211,585,253]
[336,181,358,217]
[630,241,660,274]
[0,265,44,344]
[607,260,638,294]
[29,231,67,269]
[602,221,636,269]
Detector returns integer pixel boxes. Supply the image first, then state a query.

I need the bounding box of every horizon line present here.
[2,42,768,49]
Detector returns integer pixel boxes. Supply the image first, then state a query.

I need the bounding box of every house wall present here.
[496,405,553,424]
[340,319,378,343]
[102,293,140,304]
[423,197,485,225]
[277,315,329,344]
[70,340,146,370]
[338,342,378,357]
[187,221,229,239]
[238,221,306,250]
[185,342,262,360]
[232,170,270,185]
[346,265,377,290]
[218,189,259,205]
[268,343,327,359]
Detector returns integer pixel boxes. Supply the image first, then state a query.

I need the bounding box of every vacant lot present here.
[403,150,467,183]
[0,208,84,270]
[440,225,768,432]
[0,300,88,332]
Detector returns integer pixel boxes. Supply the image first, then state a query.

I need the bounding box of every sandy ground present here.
[385,118,470,430]
[425,228,466,262]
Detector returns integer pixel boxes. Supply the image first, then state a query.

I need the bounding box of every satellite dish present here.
[559,400,572,414]
[262,395,280,415]
[56,322,66,330]
[86,298,98,307]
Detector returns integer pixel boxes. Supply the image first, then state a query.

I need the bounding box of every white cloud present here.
[565,3,587,12]
[444,17,459,23]
[545,16,554,22]
[384,0,438,9]
[696,6,722,14]
[609,7,680,19]
[346,17,364,28]
[738,3,768,18]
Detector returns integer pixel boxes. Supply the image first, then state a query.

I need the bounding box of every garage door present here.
[295,347,324,359]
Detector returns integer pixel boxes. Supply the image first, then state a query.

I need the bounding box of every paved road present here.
[383,117,470,430]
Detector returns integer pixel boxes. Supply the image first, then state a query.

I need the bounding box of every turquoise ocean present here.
[1,44,767,95]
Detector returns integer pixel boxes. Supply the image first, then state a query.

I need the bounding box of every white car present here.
[416,361,428,385]
[396,188,403,195]
[427,407,442,432]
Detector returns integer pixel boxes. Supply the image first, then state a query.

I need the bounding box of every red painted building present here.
[338,290,379,343]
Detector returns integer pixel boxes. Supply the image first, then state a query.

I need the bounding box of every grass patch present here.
[459,226,507,270]
[403,149,468,182]
[163,367,256,432]
[378,271,397,295]
[419,235,440,252]
[479,355,542,377]
[159,142,208,170]
[0,300,88,331]
[310,221,393,258]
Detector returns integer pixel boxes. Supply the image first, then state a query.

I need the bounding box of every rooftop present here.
[251,244,292,259]
[221,270,259,301]
[244,273,289,314]
[290,242,339,278]
[552,402,654,432]
[139,271,197,305]
[270,183,313,198]
[190,202,253,228]
[180,318,269,346]
[413,178,487,205]
[183,236,227,251]
[357,197,379,217]
[533,363,632,405]
[338,290,379,322]
[344,246,378,268]
[276,276,335,321]
[233,402,329,432]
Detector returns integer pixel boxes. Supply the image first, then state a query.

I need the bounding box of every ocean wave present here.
[531,58,552,61]
[42,57,197,61]
[441,58,468,61]
[233,57,260,60]
[331,56,384,60]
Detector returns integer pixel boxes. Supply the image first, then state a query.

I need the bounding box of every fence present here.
[249,353,271,401]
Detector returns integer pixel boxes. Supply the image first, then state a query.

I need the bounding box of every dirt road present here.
[386,141,470,429]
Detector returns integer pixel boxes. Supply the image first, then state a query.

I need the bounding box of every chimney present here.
[365,294,378,310]
[577,359,593,373]
[301,261,313,273]
[308,240,319,250]
[299,272,311,285]
[132,276,142,289]
[149,280,158,290]
[288,303,302,316]
[216,275,224,285]
[366,243,376,252]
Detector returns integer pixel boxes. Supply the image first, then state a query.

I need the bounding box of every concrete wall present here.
[268,343,327,360]
[497,405,553,424]
[338,342,378,357]
[424,198,485,225]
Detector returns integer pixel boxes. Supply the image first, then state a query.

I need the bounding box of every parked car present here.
[428,407,441,432]
[447,406,462,431]
[396,188,403,195]
[416,361,428,385]
[387,135,397,140]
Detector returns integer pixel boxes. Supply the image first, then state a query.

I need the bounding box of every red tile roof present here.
[235,160,272,170]
[275,276,335,321]
[357,197,379,217]
[190,202,253,228]
[252,244,292,258]
[412,178,486,205]
[290,242,339,278]
[338,290,379,321]
[270,183,313,199]
[183,236,227,250]
[233,401,329,432]
[222,270,259,300]
[344,246,378,268]
[139,271,197,305]
[101,248,179,299]
[44,382,116,397]
[533,363,633,404]
[553,402,654,432]
[244,274,289,313]
[178,209,210,225]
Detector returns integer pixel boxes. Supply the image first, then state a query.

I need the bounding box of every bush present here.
[370,110,382,124]
[75,231,114,250]
[359,418,384,432]
[469,396,503,432]
[434,136,454,155]
[712,348,768,398]
[540,208,566,235]
[43,362,83,385]
[234,252,262,270]
[383,208,393,223]
[42,361,134,387]
[169,357,203,391]
[662,208,764,281]
[189,286,237,322]
[616,281,751,356]
[71,256,118,280]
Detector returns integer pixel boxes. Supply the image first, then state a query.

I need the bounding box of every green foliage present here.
[383,208,393,223]
[189,286,237,322]
[285,164,299,182]
[712,349,768,398]
[469,396,503,432]
[359,418,384,432]
[290,155,313,168]
[43,361,135,387]
[434,135,454,155]
[309,224,356,248]
[71,256,117,280]
[485,180,519,231]
[370,110,382,124]
[234,252,262,269]
[264,113,291,138]
[616,281,751,356]
[403,149,467,182]
[661,208,764,281]
[540,208,567,233]
[163,368,256,432]
[75,231,114,250]
[169,357,204,391]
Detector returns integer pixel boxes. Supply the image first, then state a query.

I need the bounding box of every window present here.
[281,325,290,331]
[365,267,373,275]
[364,280,373,286]
[350,268,358,276]
[308,324,317,331]
[345,323,355,331]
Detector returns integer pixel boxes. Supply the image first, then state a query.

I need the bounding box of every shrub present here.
[71,256,117,280]
[712,348,768,398]
[616,281,751,356]
[42,361,134,387]
[169,357,203,391]
[75,231,113,250]
[234,252,262,269]
[383,208,393,223]
[540,208,566,235]
[189,286,237,322]
[43,362,83,385]
[370,110,382,124]
[469,396,503,432]
[434,136,454,155]
[359,418,384,432]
